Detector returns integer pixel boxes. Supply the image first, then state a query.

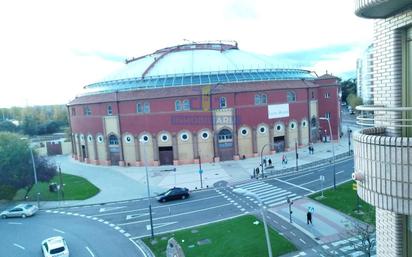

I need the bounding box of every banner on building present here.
[268,104,289,119]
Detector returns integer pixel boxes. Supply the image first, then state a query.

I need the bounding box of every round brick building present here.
[68,41,340,166]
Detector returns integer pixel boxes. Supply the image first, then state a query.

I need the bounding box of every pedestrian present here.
[281,154,285,165]
[255,167,260,178]
[263,158,267,167]
[307,210,312,225]
[308,145,311,155]
[284,155,288,164]
[311,144,314,154]
[268,158,272,166]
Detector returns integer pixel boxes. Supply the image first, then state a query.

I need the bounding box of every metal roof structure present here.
[82,41,315,95]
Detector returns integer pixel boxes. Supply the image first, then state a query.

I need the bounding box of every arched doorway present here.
[218,129,234,161]
[108,134,120,165]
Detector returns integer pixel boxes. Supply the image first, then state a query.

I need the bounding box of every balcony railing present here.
[356,105,412,128]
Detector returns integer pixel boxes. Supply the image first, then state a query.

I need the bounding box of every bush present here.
[0,184,17,200]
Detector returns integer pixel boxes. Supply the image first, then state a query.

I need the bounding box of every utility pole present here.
[287,197,293,223]
[348,127,352,156]
[295,141,299,171]
[199,155,203,188]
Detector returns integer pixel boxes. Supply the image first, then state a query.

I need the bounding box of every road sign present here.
[352,183,357,190]
[199,169,203,174]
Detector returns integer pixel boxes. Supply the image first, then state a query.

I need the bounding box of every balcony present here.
[353,105,412,215]
[355,0,412,18]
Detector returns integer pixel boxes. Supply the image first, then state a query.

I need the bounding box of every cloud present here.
[71,49,126,63]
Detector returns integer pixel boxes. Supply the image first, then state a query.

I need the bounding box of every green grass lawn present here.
[14,173,100,201]
[142,215,296,257]
[309,181,375,225]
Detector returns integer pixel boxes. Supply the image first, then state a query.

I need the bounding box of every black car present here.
[156,187,190,202]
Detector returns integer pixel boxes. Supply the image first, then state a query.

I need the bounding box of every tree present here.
[0,120,18,132]
[340,78,357,104]
[344,209,376,257]
[346,93,363,110]
[0,132,57,200]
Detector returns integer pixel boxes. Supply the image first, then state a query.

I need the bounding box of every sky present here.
[0,0,374,108]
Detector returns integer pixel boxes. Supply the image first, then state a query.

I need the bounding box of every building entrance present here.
[159,146,173,165]
[273,136,285,152]
[109,146,120,165]
[218,129,234,161]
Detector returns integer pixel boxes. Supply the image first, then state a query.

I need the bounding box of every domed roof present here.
[83,41,315,95]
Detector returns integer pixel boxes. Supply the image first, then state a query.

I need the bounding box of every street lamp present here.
[233,188,273,257]
[29,146,40,208]
[347,127,352,156]
[319,117,336,189]
[140,138,155,239]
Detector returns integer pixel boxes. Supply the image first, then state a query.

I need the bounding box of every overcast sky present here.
[0,0,374,108]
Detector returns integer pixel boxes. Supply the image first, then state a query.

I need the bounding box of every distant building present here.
[68,41,340,166]
[354,1,412,257]
[356,44,374,104]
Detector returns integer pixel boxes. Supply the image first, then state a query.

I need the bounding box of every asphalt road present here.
[0,211,145,257]
[2,157,354,256]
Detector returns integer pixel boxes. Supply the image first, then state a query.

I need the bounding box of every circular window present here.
[180,133,189,141]
[87,135,93,142]
[290,122,297,129]
[276,124,283,131]
[201,131,209,140]
[240,127,248,136]
[124,135,133,144]
[140,135,149,143]
[302,120,307,127]
[161,134,169,142]
[97,135,104,143]
[258,126,267,134]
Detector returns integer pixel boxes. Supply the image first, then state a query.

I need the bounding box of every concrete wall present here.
[122,134,136,165]
[238,126,253,157]
[177,130,194,164]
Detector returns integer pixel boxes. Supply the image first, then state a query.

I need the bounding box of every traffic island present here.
[142,215,296,257]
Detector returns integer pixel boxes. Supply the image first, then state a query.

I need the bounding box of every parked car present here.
[41,236,69,257]
[0,204,38,219]
[156,187,190,202]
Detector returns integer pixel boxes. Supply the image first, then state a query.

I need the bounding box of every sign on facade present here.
[268,104,289,119]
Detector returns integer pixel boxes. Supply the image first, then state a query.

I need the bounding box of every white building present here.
[354,1,412,257]
[356,44,374,104]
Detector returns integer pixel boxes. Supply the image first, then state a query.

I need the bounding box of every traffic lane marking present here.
[86,246,95,257]
[13,243,25,250]
[118,203,233,226]
[8,222,23,225]
[93,194,224,217]
[131,213,246,239]
[274,178,314,193]
[299,179,321,186]
[283,172,315,182]
[53,228,65,234]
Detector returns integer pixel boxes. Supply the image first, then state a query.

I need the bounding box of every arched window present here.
[219,97,227,108]
[107,105,113,115]
[136,102,143,113]
[218,129,233,141]
[311,117,317,128]
[182,99,190,110]
[109,135,119,145]
[175,100,182,111]
[287,91,296,102]
[261,94,267,104]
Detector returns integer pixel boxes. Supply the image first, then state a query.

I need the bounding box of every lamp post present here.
[140,138,154,239]
[319,117,336,189]
[233,188,273,257]
[348,128,351,154]
[29,146,40,208]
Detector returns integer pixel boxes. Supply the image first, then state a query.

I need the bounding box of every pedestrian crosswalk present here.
[235,181,300,207]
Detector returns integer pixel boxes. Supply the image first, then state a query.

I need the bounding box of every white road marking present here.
[118,203,232,226]
[290,232,296,236]
[8,222,22,225]
[274,178,315,193]
[99,206,127,213]
[130,213,245,240]
[337,170,345,174]
[85,246,95,257]
[13,243,25,250]
[129,239,148,257]
[300,179,320,186]
[146,221,178,230]
[126,212,153,220]
[284,172,315,181]
[281,225,287,230]
[53,228,65,234]
[94,195,222,217]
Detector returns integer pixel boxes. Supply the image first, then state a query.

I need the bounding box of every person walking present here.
[268,158,272,166]
[307,210,313,225]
